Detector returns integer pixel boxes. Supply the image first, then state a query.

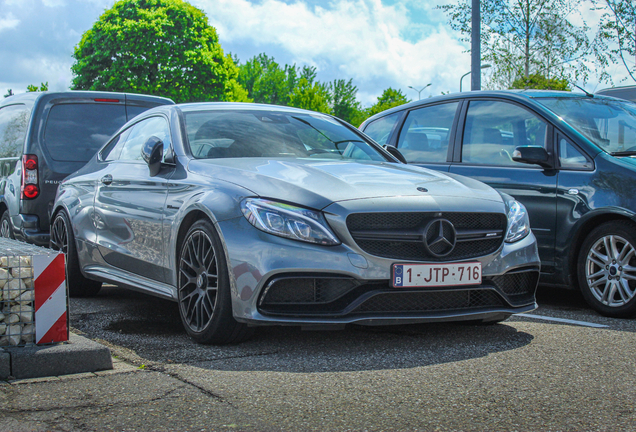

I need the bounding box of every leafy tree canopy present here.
[510,74,570,90]
[288,78,331,114]
[71,0,248,103]
[236,54,366,125]
[27,82,49,92]
[439,0,593,89]
[592,0,636,83]
[367,88,410,117]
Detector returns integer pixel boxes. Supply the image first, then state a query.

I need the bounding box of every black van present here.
[0,91,174,246]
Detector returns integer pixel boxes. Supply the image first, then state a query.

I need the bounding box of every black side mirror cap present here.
[141,136,164,176]
[383,145,407,164]
[512,145,550,168]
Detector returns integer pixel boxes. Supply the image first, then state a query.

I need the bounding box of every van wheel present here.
[50,211,102,297]
[0,211,13,239]
[177,219,253,344]
[577,221,636,318]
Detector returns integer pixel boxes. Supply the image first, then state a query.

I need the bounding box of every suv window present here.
[0,104,30,158]
[362,112,401,145]
[397,102,458,163]
[462,100,548,166]
[119,117,171,161]
[44,103,127,162]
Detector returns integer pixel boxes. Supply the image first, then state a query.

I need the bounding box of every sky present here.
[0,0,632,106]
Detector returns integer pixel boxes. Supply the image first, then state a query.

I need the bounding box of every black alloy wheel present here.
[578,220,636,318]
[178,219,253,344]
[50,211,102,297]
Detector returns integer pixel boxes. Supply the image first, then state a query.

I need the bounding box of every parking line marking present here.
[517,313,610,328]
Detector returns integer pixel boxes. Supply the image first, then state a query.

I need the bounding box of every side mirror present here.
[512,145,550,168]
[383,145,407,164]
[141,136,164,176]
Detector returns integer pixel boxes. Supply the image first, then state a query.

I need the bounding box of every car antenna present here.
[573,84,594,97]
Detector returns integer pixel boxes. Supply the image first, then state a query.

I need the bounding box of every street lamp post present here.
[460,64,491,92]
[408,83,432,100]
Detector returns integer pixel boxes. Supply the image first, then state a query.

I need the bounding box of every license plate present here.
[392,262,482,288]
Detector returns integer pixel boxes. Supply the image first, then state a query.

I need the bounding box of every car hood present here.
[187,158,503,210]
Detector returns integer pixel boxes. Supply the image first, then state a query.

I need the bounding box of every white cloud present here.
[194,0,470,104]
[0,13,20,32]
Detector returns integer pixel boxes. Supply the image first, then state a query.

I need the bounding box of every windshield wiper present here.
[291,116,345,154]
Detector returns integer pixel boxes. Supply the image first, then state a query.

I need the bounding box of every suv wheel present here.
[577,221,636,318]
[177,219,253,344]
[50,211,102,297]
[1,211,13,239]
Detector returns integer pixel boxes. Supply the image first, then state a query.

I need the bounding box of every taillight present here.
[21,154,39,199]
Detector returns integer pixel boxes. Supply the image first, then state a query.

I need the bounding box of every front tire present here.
[178,219,253,344]
[50,211,102,297]
[577,221,636,318]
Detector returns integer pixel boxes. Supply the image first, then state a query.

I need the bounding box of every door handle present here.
[100,174,113,185]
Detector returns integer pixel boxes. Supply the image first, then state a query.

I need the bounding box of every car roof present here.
[176,102,329,115]
[361,89,616,125]
[0,90,174,107]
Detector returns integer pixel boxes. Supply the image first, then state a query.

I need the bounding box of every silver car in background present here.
[51,103,540,344]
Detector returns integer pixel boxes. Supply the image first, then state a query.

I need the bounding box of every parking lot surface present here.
[1,285,635,431]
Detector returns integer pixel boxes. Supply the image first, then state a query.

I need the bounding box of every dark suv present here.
[0,91,174,246]
[360,90,636,318]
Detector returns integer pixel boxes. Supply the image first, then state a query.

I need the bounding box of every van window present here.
[0,104,30,158]
[362,112,402,145]
[396,102,458,163]
[44,103,127,162]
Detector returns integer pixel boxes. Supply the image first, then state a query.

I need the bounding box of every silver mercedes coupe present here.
[51,103,540,344]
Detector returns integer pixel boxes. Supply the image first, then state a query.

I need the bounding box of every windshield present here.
[536,97,636,155]
[184,110,387,162]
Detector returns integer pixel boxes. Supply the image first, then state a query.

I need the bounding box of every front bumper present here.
[216,215,540,326]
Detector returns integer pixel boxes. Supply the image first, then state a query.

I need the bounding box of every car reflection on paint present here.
[51,103,540,344]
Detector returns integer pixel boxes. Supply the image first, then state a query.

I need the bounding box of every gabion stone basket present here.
[0,238,67,346]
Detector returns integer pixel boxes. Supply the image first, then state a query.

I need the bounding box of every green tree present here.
[26,82,49,92]
[439,0,592,89]
[237,54,297,105]
[329,79,364,126]
[288,78,331,113]
[367,88,410,117]
[510,73,571,90]
[71,0,248,103]
[592,0,636,83]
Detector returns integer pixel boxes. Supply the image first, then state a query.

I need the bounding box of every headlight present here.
[505,200,530,243]
[241,198,340,245]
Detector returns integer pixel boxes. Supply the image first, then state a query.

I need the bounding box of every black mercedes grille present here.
[347,212,506,261]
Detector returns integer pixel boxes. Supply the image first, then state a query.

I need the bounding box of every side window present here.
[101,128,132,161]
[462,100,547,167]
[558,136,592,169]
[119,117,171,161]
[0,104,30,158]
[396,102,458,163]
[362,112,401,145]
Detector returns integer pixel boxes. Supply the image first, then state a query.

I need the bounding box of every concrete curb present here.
[0,333,112,380]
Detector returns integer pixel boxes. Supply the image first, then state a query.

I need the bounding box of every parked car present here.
[0,91,174,246]
[51,102,540,344]
[596,85,636,102]
[360,90,636,318]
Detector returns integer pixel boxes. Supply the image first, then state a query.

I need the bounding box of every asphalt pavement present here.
[1,285,635,431]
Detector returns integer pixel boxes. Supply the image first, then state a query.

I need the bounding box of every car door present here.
[392,101,461,172]
[93,115,174,283]
[448,99,558,273]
